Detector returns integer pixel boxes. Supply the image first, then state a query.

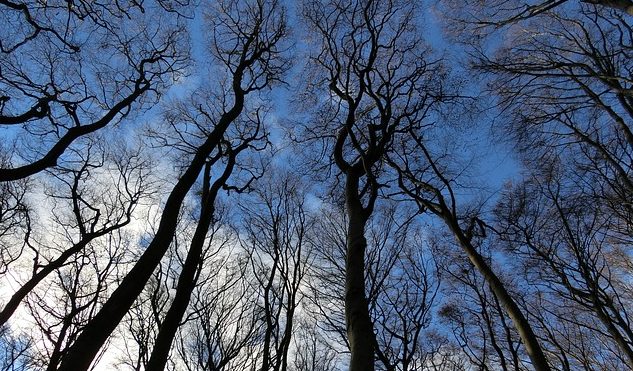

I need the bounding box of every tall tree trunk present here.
[144,202,214,370]
[444,215,551,371]
[344,175,376,371]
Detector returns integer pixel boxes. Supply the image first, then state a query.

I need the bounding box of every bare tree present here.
[387,134,552,370]
[25,231,126,371]
[300,1,443,368]
[304,202,445,371]
[495,167,633,368]
[0,0,188,181]
[238,172,312,371]
[437,246,527,371]
[146,109,269,371]
[290,321,338,371]
[118,261,171,371]
[445,0,633,30]
[175,248,260,371]
[0,140,152,328]
[465,0,633,243]
[371,230,441,371]
[55,0,288,368]
[438,1,633,368]
[0,149,31,277]
[6,0,633,369]
[0,138,154,370]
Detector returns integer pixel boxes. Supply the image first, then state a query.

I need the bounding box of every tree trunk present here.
[445,215,551,371]
[146,149,237,371]
[144,202,215,370]
[344,175,376,371]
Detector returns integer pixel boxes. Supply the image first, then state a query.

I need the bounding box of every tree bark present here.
[144,198,215,370]
[445,215,552,371]
[344,174,376,371]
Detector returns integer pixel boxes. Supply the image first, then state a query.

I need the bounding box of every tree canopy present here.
[1,1,632,370]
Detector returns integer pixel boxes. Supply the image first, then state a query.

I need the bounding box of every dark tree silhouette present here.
[0,0,188,181]
[238,172,312,371]
[495,168,633,368]
[300,1,443,368]
[387,132,552,370]
[1,0,632,370]
[0,141,151,328]
[146,106,269,371]
[55,0,289,368]
[442,1,633,368]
